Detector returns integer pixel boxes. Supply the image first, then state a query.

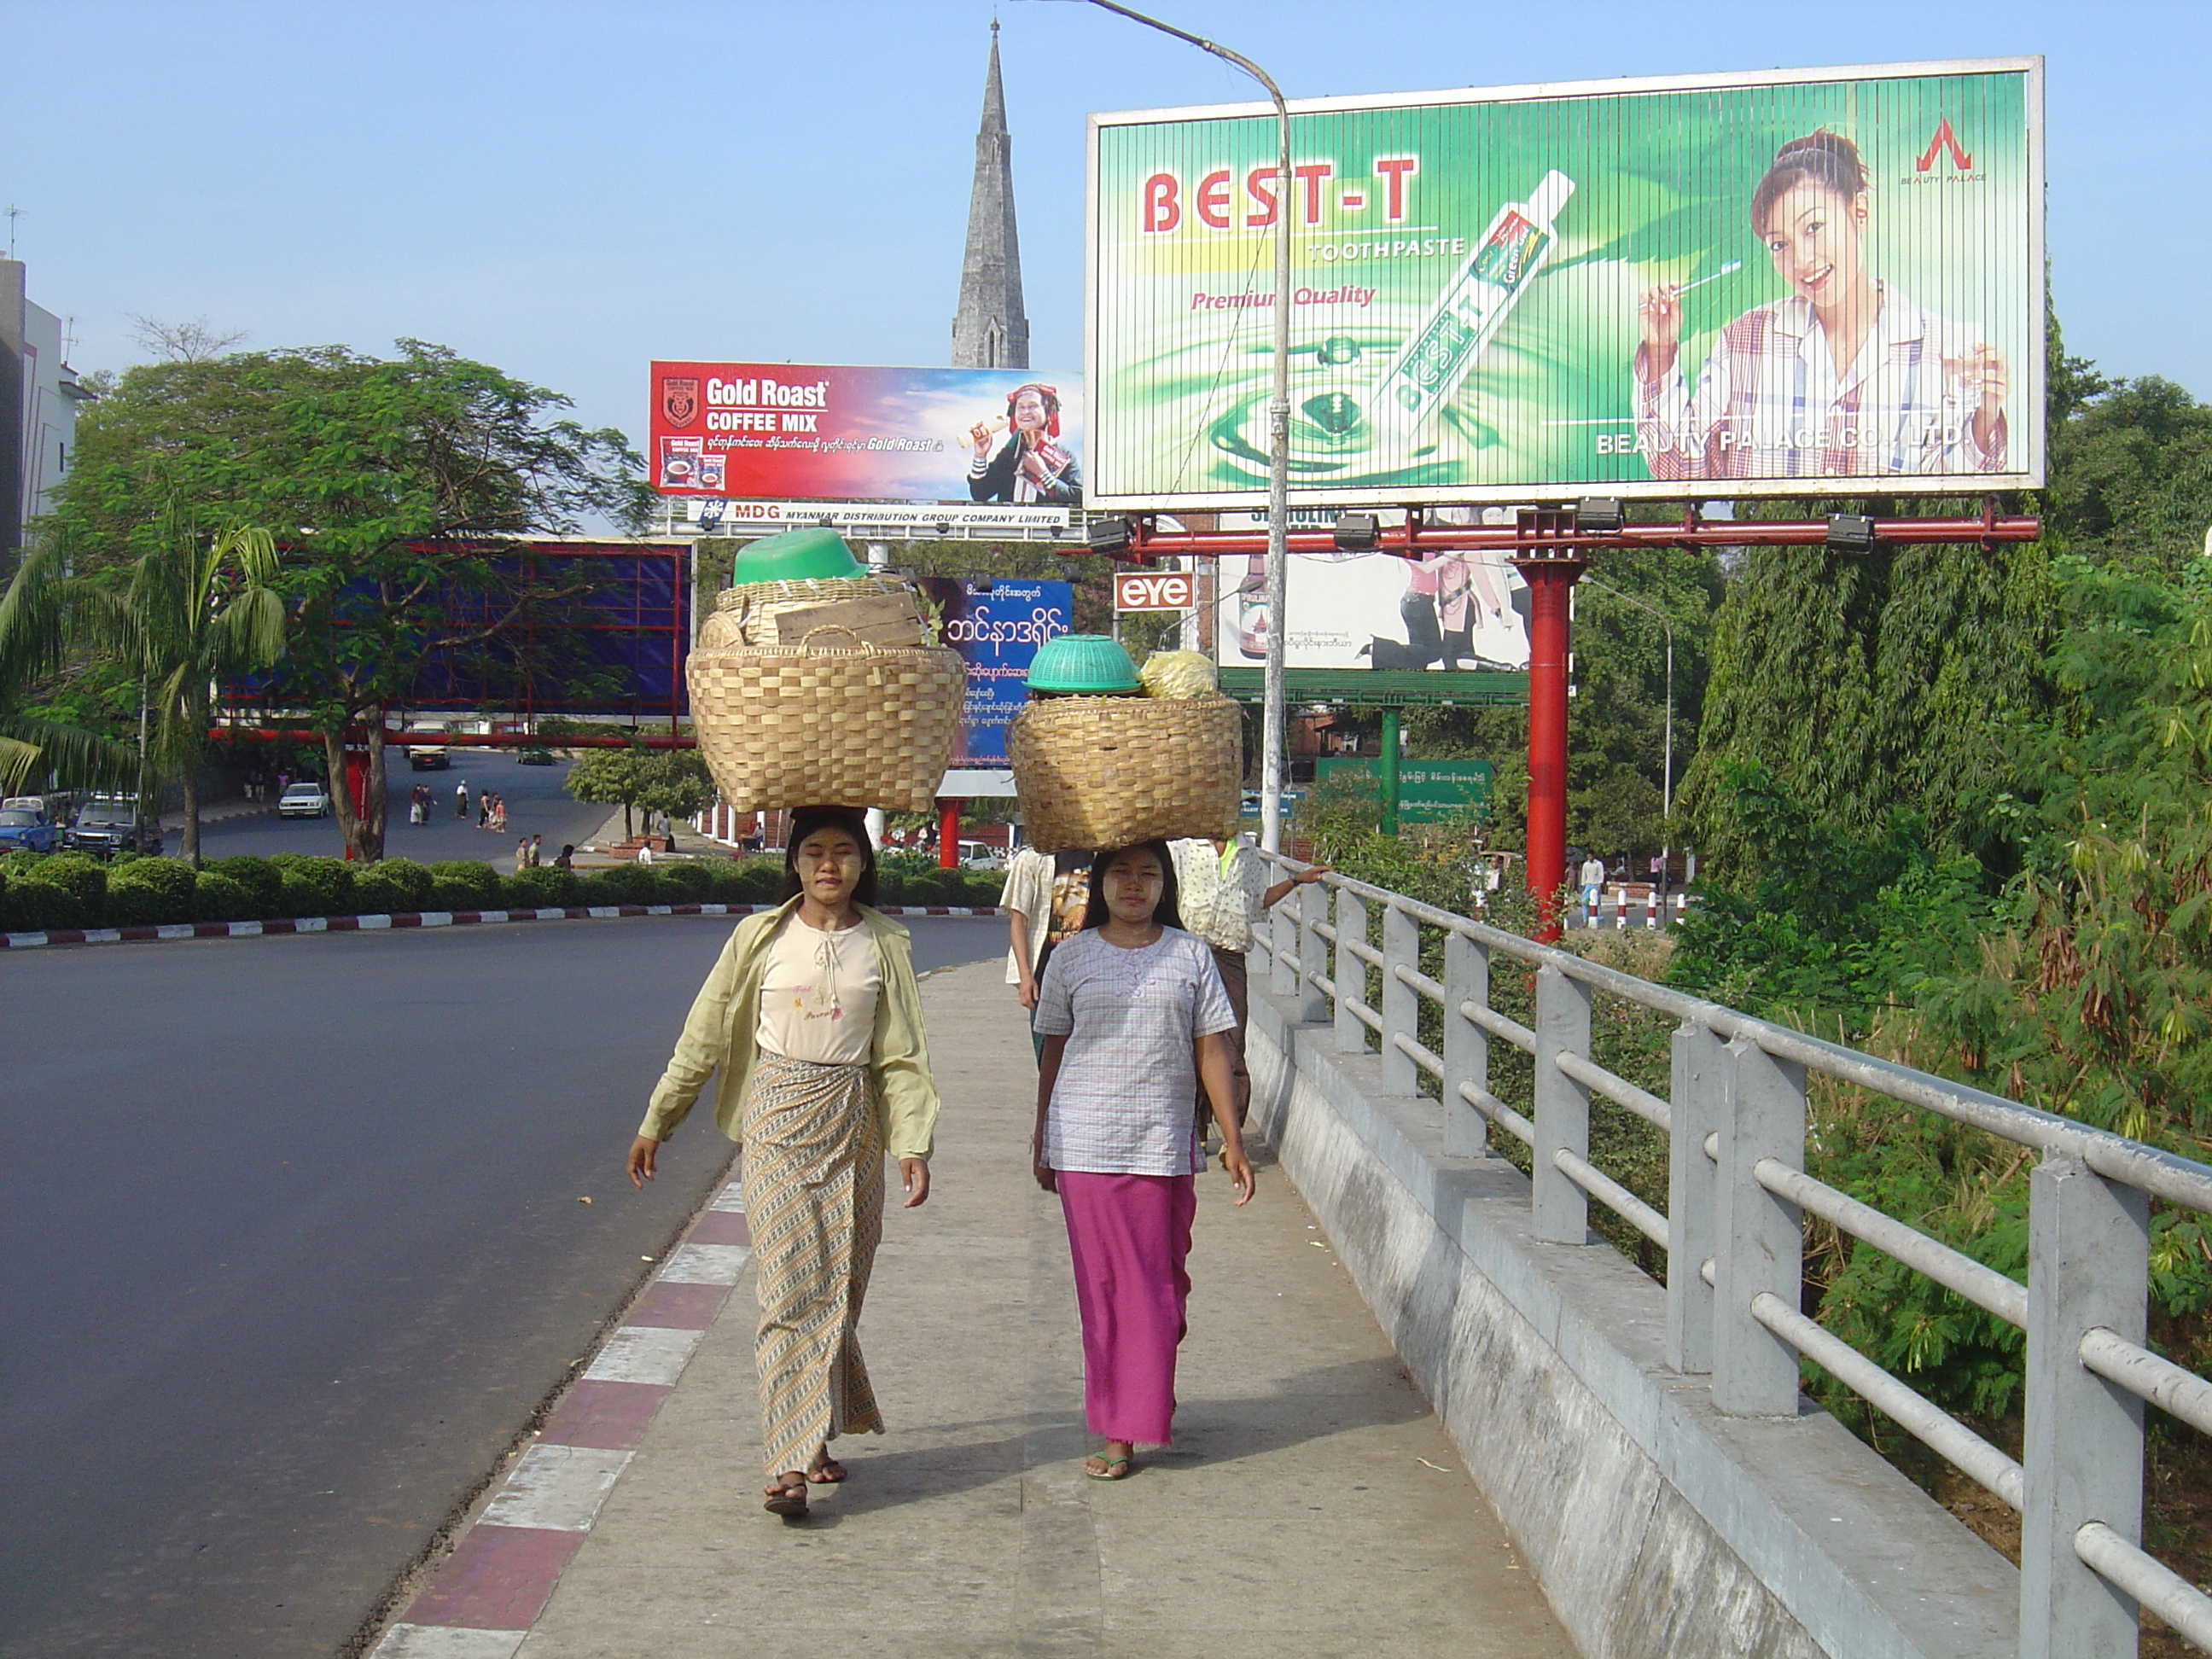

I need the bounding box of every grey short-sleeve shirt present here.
[1033,927,1238,1176]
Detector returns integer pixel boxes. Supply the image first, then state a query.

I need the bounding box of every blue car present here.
[0,806,60,853]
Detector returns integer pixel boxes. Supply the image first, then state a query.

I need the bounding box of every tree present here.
[45,341,652,861]
[82,522,285,863]
[563,748,650,841]
[0,549,136,794]
[565,746,714,841]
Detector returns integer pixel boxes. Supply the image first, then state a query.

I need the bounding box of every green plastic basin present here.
[726,527,864,585]
[1027,634,1142,694]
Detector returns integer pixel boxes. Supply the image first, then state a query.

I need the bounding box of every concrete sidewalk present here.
[375,958,1574,1659]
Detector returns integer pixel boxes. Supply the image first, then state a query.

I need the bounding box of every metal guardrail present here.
[1253,856,2212,1657]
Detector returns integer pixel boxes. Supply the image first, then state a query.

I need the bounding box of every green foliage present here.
[504,864,581,908]
[105,858,199,926]
[1684,535,2051,870]
[1668,761,1986,1027]
[3,868,92,931]
[352,858,432,914]
[192,870,253,923]
[269,853,354,918]
[2045,375,2212,569]
[207,855,282,917]
[426,859,501,906]
[563,747,714,831]
[589,862,678,905]
[20,853,108,912]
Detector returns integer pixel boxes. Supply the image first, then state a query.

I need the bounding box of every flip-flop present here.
[806,1452,847,1484]
[763,1475,809,1517]
[1084,1454,1133,1481]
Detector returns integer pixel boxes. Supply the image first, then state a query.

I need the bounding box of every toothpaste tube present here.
[1373,171,1575,436]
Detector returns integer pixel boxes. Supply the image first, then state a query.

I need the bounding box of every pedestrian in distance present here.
[630,806,940,1520]
[492,795,509,835]
[516,835,533,871]
[1168,835,1330,1133]
[999,843,1096,1061]
[478,793,492,830]
[531,833,544,868]
[1031,841,1255,1482]
[555,843,574,870]
[455,781,469,819]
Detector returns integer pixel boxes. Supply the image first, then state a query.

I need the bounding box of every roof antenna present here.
[4,206,20,260]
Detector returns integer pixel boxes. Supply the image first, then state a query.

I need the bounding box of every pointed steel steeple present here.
[951,21,1029,370]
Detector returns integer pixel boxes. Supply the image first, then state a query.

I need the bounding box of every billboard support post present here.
[1079,0,1292,854]
[938,800,962,870]
[1512,515,1586,941]
[1379,707,1401,837]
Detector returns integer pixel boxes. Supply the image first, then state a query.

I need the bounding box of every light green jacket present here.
[637,899,939,1161]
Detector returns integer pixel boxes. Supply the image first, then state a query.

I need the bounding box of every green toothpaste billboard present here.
[1086,58,2042,509]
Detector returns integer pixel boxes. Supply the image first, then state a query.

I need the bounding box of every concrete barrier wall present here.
[1245,981,2019,1659]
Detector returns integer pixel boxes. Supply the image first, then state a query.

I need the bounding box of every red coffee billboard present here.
[649,362,1085,505]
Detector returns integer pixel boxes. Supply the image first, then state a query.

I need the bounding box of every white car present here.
[277,782,333,818]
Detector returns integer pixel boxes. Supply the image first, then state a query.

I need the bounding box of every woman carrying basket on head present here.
[1031,841,1254,1481]
[628,807,939,1518]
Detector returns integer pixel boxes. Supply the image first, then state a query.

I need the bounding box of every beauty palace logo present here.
[1902,116,1982,185]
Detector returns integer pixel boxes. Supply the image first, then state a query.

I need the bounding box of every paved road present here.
[0,916,1003,1659]
[191,750,614,866]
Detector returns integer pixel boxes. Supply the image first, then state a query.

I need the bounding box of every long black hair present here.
[775,806,880,908]
[1079,840,1184,933]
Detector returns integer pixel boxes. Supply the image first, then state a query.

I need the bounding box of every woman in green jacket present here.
[628,806,938,1518]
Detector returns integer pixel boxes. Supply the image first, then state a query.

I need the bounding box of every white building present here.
[1,258,91,559]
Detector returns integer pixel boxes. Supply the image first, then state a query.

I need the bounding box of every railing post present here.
[2020,1155,2148,1659]
[1666,1020,1724,1375]
[1712,1036,1804,1415]
[1380,904,1420,1094]
[1532,964,1591,1243]
[1441,930,1488,1158]
[1334,886,1368,1054]
[1295,879,1329,1025]
[1269,866,1297,997]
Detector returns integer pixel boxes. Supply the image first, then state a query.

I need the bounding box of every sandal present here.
[763,1472,809,1517]
[806,1447,847,1484]
[1084,1453,1134,1481]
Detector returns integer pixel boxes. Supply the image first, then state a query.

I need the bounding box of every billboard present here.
[1216,551,1528,672]
[915,578,1074,768]
[649,362,1085,505]
[1088,58,2042,508]
[1315,757,1495,824]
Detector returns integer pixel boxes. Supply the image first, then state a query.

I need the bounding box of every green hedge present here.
[0,850,1002,933]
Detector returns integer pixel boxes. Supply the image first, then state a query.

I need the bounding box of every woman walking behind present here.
[629,807,938,1517]
[1031,841,1254,1481]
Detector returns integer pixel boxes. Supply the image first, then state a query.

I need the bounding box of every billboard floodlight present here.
[1332,512,1381,551]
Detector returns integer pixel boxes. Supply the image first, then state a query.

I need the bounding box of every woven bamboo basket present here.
[1007,695,1243,853]
[686,630,965,813]
[697,575,922,650]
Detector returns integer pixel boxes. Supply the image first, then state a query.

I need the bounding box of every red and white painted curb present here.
[369,1180,753,1658]
[1,902,1000,952]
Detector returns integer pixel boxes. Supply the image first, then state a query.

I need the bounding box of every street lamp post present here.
[1581,578,1674,913]
[1079,0,1291,852]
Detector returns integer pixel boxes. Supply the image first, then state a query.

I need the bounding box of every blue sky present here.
[4,0,2206,455]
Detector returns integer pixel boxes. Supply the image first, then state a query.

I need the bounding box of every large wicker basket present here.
[687,632,965,813]
[1007,695,1243,853]
[697,575,922,650]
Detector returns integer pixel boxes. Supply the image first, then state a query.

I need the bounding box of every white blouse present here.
[755,913,881,1066]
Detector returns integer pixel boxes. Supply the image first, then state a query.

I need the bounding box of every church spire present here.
[951,20,1030,370]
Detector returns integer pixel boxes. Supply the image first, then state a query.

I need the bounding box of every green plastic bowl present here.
[1027,634,1142,695]
[726,527,864,585]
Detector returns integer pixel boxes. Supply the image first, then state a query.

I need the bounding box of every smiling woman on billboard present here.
[1633,129,2011,480]
[968,381,1084,505]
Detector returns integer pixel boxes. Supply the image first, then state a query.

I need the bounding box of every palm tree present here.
[87,525,286,863]
[0,548,137,795]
